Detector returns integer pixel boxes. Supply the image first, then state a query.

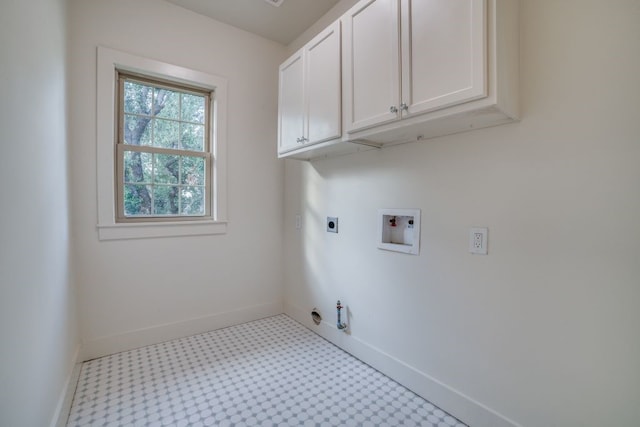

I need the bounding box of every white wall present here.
[283,1,640,426]
[0,0,79,426]
[68,0,287,358]
[287,0,359,54]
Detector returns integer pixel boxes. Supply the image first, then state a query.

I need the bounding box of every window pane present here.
[124,114,152,146]
[181,93,205,124]
[117,74,213,222]
[154,154,179,184]
[124,151,152,183]
[181,156,205,186]
[154,88,179,119]
[124,81,152,115]
[181,186,205,215]
[181,123,205,152]
[153,118,179,149]
[124,184,152,216]
[153,185,179,215]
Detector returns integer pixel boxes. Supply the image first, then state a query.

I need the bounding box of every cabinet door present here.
[306,21,341,145]
[278,50,305,154]
[401,0,487,117]
[343,0,401,133]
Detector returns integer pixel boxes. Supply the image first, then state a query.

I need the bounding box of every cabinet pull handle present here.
[400,102,408,111]
[389,106,398,113]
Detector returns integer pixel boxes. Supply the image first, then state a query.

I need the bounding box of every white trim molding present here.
[81,301,283,361]
[96,46,228,240]
[50,345,82,427]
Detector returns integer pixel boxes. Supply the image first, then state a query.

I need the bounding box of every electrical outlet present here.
[327,217,338,233]
[295,214,301,230]
[469,227,488,254]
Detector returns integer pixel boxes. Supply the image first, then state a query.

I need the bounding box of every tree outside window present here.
[116,74,212,221]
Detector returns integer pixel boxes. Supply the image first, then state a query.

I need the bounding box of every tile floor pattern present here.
[67,315,468,427]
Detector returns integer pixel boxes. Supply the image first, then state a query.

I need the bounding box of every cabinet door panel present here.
[401,0,487,116]
[306,21,341,145]
[344,0,400,133]
[278,52,304,153]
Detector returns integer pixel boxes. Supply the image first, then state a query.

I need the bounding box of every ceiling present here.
[165,0,341,45]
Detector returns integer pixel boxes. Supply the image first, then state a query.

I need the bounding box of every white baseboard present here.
[50,344,82,427]
[81,301,283,361]
[284,302,521,427]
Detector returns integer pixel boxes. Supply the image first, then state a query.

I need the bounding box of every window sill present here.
[97,220,227,241]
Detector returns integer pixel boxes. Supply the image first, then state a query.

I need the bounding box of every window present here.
[97,47,227,240]
[117,74,211,221]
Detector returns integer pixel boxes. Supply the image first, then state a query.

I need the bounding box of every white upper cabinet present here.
[278,0,519,160]
[400,0,487,117]
[306,22,342,145]
[278,51,305,154]
[344,0,487,133]
[342,0,401,132]
[278,21,341,156]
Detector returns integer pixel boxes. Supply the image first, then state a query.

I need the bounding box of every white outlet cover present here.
[469,227,488,255]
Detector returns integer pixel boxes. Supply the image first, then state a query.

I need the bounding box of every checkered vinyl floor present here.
[67,315,467,426]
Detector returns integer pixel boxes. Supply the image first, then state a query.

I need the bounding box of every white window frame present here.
[97,46,228,240]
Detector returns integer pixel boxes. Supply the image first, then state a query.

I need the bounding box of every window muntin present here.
[116,74,212,221]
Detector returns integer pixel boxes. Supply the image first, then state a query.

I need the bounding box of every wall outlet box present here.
[327,217,338,233]
[377,209,420,255]
[469,227,488,254]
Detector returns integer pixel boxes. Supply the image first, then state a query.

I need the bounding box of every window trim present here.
[97,46,228,240]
